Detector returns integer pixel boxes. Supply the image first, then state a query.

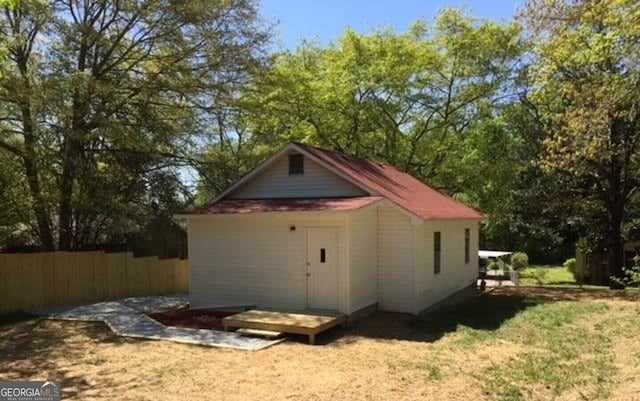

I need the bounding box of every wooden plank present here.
[53,252,71,307]
[150,257,167,294]
[163,259,176,294]
[177,260,189,293]
[0,254,16,314]
[224,310,345,328]
[124,252,139,296]
[40,252,56,308]
[0,254,8,314]
[77,252,95,303]
[92,251,107,301]
[16,254,31,310]
[223,309,347,342]
[66,252,82,305]
[106,252,127,299]
[235,328,284,339]
[140,256,153,296]
[24,253,43,310]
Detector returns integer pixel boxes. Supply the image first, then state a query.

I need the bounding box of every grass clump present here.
[520,265,576,286]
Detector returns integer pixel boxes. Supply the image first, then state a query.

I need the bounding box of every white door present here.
[306,228,339,310]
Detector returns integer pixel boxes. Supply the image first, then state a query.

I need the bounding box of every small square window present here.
[289,154,304,175]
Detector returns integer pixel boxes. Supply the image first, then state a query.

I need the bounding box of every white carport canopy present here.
[478,250,513,259]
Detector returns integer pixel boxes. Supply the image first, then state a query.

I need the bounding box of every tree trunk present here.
[605,117,628,289]
[606,205,625,289]
[58,31,90,251]
[21,106,55,251]
[16,65,55,250]
[57,129,82,251]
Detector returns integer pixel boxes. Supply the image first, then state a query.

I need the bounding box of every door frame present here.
[304,227,340,311]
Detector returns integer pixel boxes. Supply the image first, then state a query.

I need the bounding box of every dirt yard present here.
[1,287,639,401]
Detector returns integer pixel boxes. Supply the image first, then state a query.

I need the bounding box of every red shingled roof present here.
[181,197,383,215]
[295,143,483,220]
[181,142,483,220]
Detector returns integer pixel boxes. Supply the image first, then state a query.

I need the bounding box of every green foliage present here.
[488,260,500,272]
[523,0,640,279]
[199,8,524,217]
[520,265,577,286]
[413,293,617,400]
[529,268,548,286]
[564,257,587,285]
[0,0,18,78]
[610,256,640,288]
[478,301,614,400]
[562,258,575,271]
[511,252,529,271]
[0,0,271,250]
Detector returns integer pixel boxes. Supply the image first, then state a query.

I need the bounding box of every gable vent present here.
[289,154,304,175]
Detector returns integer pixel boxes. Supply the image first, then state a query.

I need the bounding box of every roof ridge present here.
[291,141,390,167]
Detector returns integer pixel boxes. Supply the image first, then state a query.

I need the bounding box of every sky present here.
[260,0,522,50]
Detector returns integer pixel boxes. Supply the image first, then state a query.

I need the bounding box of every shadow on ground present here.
[315,286,638,345]
[0,317,141,398]
[325,291,540,345]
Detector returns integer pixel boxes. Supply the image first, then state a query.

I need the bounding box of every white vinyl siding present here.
[414,219,480,313]
[228,153,367,199]
[188,213,349,313]
[377,205,415,313]
[347,206,378,313]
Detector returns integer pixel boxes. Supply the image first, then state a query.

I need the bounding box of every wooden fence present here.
[0,251,189,315]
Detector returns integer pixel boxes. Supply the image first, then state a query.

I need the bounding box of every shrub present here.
[488,260,500,272]
[530,268,548,285]
[511,252,529,271]
[563,258,576,272]
[611,255,640,288]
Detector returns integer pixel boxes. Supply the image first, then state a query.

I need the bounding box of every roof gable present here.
[183,142,482,220]
[226,150,367,199]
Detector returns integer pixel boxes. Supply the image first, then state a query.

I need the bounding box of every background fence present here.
[0,251,189,315]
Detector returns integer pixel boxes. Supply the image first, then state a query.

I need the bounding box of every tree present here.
[0,0,17,78]
[199,9,523,219]
[0,0,270,250]
[523,0,640,286]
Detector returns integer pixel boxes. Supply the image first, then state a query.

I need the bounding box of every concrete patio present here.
[33,295,284,351]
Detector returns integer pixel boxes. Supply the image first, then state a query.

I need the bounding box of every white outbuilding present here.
[177,142,483,317]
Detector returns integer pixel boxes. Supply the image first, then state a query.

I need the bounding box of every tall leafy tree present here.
[0,0,270,250]
[523,0,640,284]
[200,9,523,218]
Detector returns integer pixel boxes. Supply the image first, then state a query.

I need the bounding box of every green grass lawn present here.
[519,264,577,286]
[412,287,640,401]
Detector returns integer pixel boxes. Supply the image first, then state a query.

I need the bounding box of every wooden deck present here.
[222,309,347,345]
